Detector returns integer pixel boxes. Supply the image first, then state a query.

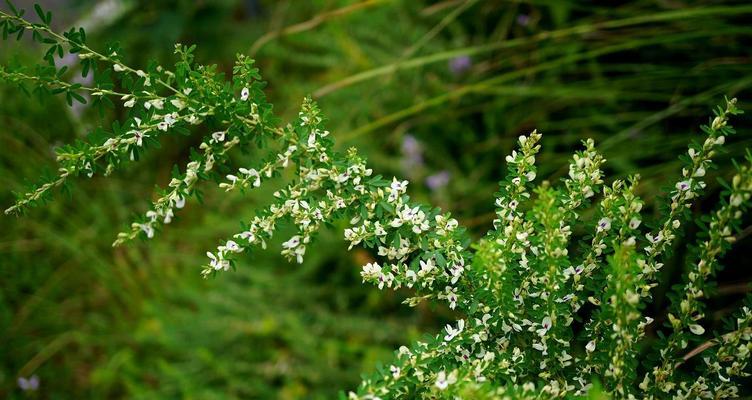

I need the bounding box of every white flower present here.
[596,217,611,232]
[170,99,185,110]
[139,223,154,238]
[435,370,457,390]
[629,217,641,229]
[146,99,164,110]
[389,365,400,379]
[157,121,169,131]
[390,177,408,192]
[443,319,464,341]
[387,177,408,202]
[206,251,230,271]
[124,96,136,108]
[689,324,705,335]
[361,262,381,280]
[113,63,126,72]
[419,259,435,276]
[239,167,261,187]
[405,269,417,286]
[374,222,387,237]
[537,316,552,336]
[212,131,226,142]
[676,180,691,192]
[131,130,144,146]
[173,196,186,209]
[186,114,200,125]
[282,235,301,249]
[585,340,596,352]
[163,208,174,224]
[442,286,459,309]
[224,240,241,253]
[647,231,663,244]
[241,87,250,101]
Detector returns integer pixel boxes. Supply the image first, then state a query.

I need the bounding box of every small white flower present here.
[212,131,226,142]
[239,167,261,187]
[124,97,136,108]
[596,217,611,232]
[689,324,705,335]
[173,196,186,209]
[374,222,387,237]
[157,121,169,131]
[443,319,464,341]
[140,223,154,238]
[361,262,381,280]
[390,365,400,379]
[163,208,174,224]
[146,99,164,110]
[170,98,186,110]
[435,370,457,390]
[419,259,435,275]
[113,64,126,72]
[676,180,691,192]
[282,235,301,249]
[585,340,596,352]
[132,130,144,146]
[224,240,241,252]
[537,316,552,336]
[629,217,641,230]
[240,87,250,101]
[164,113,177,126]
[206,251,230,271]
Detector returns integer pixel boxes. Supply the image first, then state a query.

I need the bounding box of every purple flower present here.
[401,134,423,165]
[516,14,531,27]
[426,170,451,191]
[448,56,472,75]
[18,375,39,391]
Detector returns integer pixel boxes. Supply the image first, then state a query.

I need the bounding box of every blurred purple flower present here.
[426,170,451,191]
[18,375,39,392]
[517,14,530,26]
[401,134,423,165]
[448,56,472,75]
[54,53,78,70]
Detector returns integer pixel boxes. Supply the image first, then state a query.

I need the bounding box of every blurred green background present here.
[1,0,752,398]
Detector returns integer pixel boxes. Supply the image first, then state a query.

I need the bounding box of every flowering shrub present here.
[3,3,752,398]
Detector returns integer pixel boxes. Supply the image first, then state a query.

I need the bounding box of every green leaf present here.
[5,0,18,15]
[33,4,47,25]
[70,90,86,105]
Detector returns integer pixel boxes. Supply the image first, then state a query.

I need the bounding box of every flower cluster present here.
[3,4,752,399]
